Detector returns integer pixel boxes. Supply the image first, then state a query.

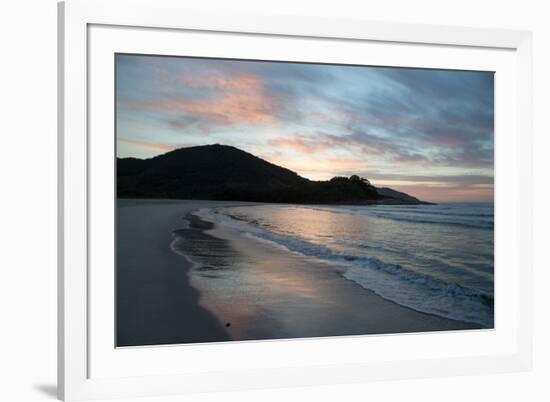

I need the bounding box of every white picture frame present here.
[58,0,533,400]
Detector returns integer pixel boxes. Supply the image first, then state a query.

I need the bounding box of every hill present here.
[117,144,430,204]
[376,187,425,204]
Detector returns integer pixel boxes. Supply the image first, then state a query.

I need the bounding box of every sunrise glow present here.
[116,55,494,202]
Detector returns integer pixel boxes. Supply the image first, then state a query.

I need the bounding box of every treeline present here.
[194,175,379,204]
[117,145,388,204]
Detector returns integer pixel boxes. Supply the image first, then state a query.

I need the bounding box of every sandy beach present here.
[117,199,478,347]
[116,199,234,346]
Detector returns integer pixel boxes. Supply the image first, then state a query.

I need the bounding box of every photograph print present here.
[115,54,494,347]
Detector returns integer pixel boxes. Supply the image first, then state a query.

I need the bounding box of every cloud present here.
[119,92,275,132]
[115,55,495,201]
[118,67,283,132]
[269,135,333,154]
[178,73,262,92]
[163,94,274,126]
[311,67,495,169]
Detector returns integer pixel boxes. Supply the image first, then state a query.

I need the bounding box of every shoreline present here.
[117,196,435,206]
[179,205,479,341]
[117,198,480,347]
[116,199,238,346]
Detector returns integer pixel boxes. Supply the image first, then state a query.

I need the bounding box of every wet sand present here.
[116,199,238,346]
[181,209,478,341]
[117,199,478,347]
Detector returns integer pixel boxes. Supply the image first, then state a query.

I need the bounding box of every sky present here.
[116,54,494,203]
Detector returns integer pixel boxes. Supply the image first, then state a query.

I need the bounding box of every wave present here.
[203,208,493,327]
[341,257,494,327]
[306,205,493,230]
[370,208,493,218]
[363,211,494,230]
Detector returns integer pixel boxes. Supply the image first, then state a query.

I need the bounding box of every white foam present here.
[191,205,494,327]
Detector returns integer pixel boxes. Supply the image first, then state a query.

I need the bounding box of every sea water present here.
[200,203,494,327]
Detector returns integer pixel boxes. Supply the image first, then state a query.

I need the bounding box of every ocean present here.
[197,202,494,328]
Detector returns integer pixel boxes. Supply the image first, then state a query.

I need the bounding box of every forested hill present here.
[117,144,430,204]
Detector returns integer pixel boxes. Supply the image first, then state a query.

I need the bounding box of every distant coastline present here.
[118,194,434,206]
[117,144,434,205]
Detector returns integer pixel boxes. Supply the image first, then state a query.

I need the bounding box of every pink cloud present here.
[163,92,273,125]
[178,73,262,92]
[269,135,333,154]
[120,72,277,128]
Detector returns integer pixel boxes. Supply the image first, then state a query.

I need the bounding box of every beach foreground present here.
[116,199,231,346]
[117,199,479,347]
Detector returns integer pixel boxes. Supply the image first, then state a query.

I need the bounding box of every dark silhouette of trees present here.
[117,144,426,204]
